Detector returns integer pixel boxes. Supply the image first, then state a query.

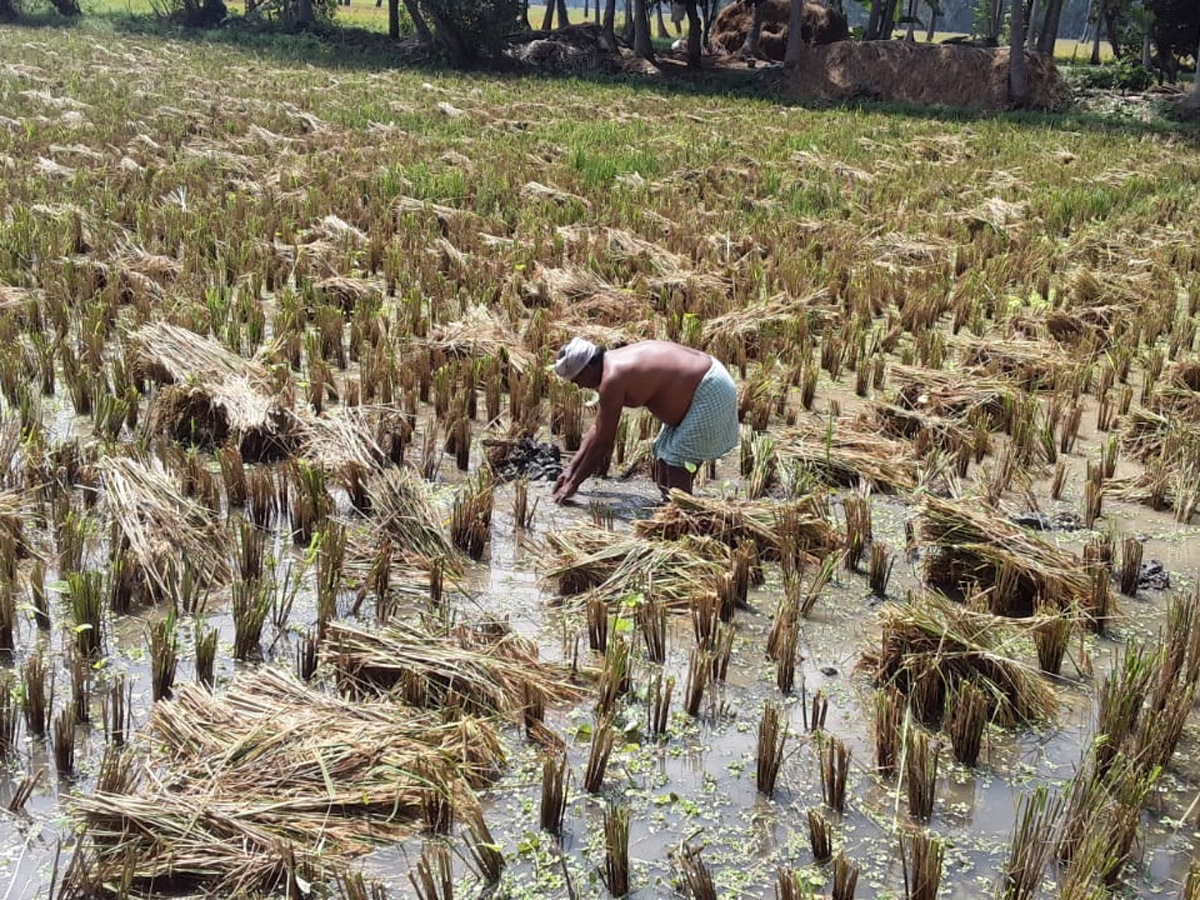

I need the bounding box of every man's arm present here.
[553,385,622,503]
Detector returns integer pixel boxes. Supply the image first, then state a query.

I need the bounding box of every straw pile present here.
[0,490,31,559]
[791,43,1067,112]
[325,619,584,715]
[920,496,1091,614]
[365,466,460,569]
[525,265,644,324]
[100,456,230,595]
[889,365,1013,425]
[71,667,503,894]
[298,405,406,473]
[866,593,1057,727]
[709,0,849,59]
[1121,408,1200,464]
[700,291,838,359]
[545,527,729,609]
[958,338,1071,390]
[635,490,838,560]
[421,306,535,374]
[777,417,919,492]
[135,322,292,458]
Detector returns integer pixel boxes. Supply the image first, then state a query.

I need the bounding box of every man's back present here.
[603,341,713,428]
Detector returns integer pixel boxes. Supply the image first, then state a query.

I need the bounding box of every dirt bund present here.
[709,0,850,58]
[791,42,1068,111]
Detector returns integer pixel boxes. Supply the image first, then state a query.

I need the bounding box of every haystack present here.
[791,42,1067,112]
[364,466,460,569]
[421,305,535,375]
[71,668,504,894]
[920,496,1092,615]
[700,290,838,360]
[100,456,230,597]
[958,337,1072,391]
[635,490,838,560]
[325,619,584,715]
[777,416,920,492]
[314,275,380,313]
[545,527,728,608]
[0,490,32,559]
[890,364,1014,425]
[866,593,1056,727]
[134,322,293,460]
[1121,408,1200,463]
[298,405,408,474]
[709,0,849,59]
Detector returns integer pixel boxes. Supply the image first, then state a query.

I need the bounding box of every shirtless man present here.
[551,338,740,504]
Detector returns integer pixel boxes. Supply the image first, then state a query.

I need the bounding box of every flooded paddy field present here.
[1,20,1200,900]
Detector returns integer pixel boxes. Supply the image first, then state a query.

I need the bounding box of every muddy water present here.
[3,411,1200,899]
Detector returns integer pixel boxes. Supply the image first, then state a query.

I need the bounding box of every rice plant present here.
[648,671,674,738]
[755,701,787,797]
[523,681,545,740]
[69,651,91,725]
[1118,536,1143,597]
[874,687,903,777]
[807,808,831,863]
[602,804,631,897]
[0,673,18,759]
[947,681,986,767]
[195,623,218,688]
[539,752,569,837]
[67,571,104,658]
[22,651,51,739]
[460,805,504,886]
[408,842,453,900]
[295,629,319,683]
[901,829,944,900]
[904,728,940,822]
[101,674,132,747]
[1032,604,1072,675]
[842,496,871,571]
[803,686,828,733]
[512,477,535,531]
[638,594,667,664]
[232,578,272,661]
[820,734,851,813]
[832,853,859,900]
[997,785,1064,900]
[676,841,717,900]
[29,559,49,632]
[584,713,615,794]
[868,542,894,596]
[684,646,710,717]
[587,593,609,653]
[149,610,179,702]
[450,469,494,561]
[597,635,632,716]
[52,708,76,776]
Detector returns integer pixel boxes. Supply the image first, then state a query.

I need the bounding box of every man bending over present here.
[551,338,739,504]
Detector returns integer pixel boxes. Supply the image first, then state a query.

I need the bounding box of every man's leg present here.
[652,458,668,498]
[662,462,695,496]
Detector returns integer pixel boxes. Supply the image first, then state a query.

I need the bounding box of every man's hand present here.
[553,475,577,505]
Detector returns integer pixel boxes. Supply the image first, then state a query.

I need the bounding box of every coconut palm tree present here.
[1189,30,1200,110]
[785,0,805,66]
[1010,0,1030,104]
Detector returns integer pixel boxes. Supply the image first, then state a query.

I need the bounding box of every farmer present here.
[551,338,739,504]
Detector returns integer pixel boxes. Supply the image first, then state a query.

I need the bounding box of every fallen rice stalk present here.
[325,619,584,716]
[866,593,1056,728]
[100,455,230,598]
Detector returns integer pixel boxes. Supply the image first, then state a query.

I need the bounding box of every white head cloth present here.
[554,338,598,381]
